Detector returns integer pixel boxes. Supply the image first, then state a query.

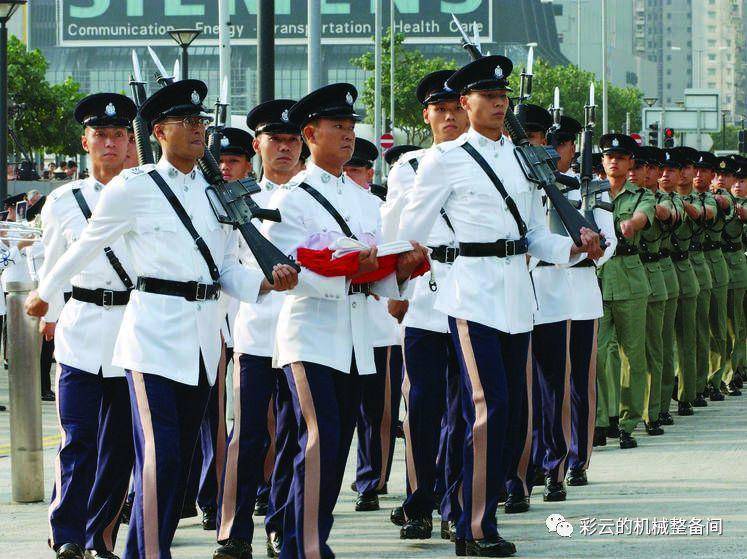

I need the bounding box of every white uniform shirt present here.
[383,148,456,334]
[0,244,13,315]
[232,177,287,357]
[1,244,31,288]
[397,128,577,334]
[262,162,402,375]
[38,177,136,377]
[37,158,265,386]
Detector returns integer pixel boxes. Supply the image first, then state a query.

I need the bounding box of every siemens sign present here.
[58,0,492,46]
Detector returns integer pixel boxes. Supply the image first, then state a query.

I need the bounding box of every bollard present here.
[6,280,44,503]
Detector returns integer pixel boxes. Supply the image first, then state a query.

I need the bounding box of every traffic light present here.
[648,123,659,146]
[739,129,747,154]
[663,127,675,148]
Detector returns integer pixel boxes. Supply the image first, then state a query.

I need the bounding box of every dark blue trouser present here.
[439,343,465,523]
[217,353,277,543]
[402,327,458,519]
[124,364,211,559]
[353,345,403,494]
[265,370,299,536]
[281,361,359,559]
[449,317,530,541]
[49,364,134,553]
[531,321,572,483]
[567,319,598,472]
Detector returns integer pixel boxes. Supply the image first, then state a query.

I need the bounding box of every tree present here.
[508,58,643,138]
[710,123,740,152]
[351,30,457,145]
[47,78,86,156]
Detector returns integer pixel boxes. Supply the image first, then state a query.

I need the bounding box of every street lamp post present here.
[167,28,201,80]
[0,1,25,203]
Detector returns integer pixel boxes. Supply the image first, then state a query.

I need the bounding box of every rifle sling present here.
[297,182,357,240]
[408,157,454,233]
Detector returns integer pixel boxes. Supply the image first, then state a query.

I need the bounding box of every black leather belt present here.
[659,248,671,259]
[349,282,372,296]
[671,251,689,262]
[723,242,744,253]
[136,277,221,301]
[428,245,459,264]
[615,245,639,257]
[640,252,661,263]
[537,259,595,268]
[459,238,528,258]
[702,241,722,252]
[690,242,703,252]
[71,286,131,307]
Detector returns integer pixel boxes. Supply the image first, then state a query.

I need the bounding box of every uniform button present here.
[154,225,160,231]
[94,184,102,192]
[352,302,357,308]
[106,280,112,286]
[183,187,189,192]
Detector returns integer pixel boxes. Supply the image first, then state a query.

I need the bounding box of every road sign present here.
[630,133,642,146]
[380,133,395,150]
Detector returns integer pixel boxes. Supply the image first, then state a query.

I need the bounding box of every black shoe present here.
[728,381,742,396]
[592,426,607,447]
[733,374,744,389]
[56,543,85,559]
[266,532,281,558]
[355,492,379,512]
[254,493,269,516]
[202,505,216,530]
[440,520,457,542]
[503,493,529,514]
[606,416,620,438]
[41,390,56,402]
[181,503,198,519]
[456,534,516,557]
[645,420,664,436]
[213,538,252,559]
[658,411,674,426]
[677,401,694,416]
[400,516,433,539]
[531,469,545,487]
[692,393,708,407]
[390,506,405,526]
[0,404,5,412]
[708,384,725,402]
[720,381,730,395]
[349,481,357,492]
[120,496,132,525]
[543,478,566,502]
[619,431,638,449]
[566,468,587,486]
[86,552,120,559]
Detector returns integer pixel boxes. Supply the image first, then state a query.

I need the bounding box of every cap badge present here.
[346,91,354,105]
[190,90,200,105]
[281,109,289,122]
[665,152,670,160]
[105,102,116,117]
[720,161,726,168]
[494,66,504,79]
[611,138,619,147]
[220,137,230,148]
[699,156,704,162]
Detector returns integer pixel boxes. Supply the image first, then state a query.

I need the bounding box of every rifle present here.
[452,16,599,245]
[579,83,613,222]
[129,50,155,165]
[142,48,300,282]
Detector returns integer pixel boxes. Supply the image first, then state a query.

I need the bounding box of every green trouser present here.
[695,287,712,394]
[659,296,678,416]
[676,295,698,403]
[707,284,729,388]
[643,300,666,423]
[726,287,746,380]
[596,297,648,434]
[607,327,621,418]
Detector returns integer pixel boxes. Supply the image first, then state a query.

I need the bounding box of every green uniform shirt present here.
[688,191,714,291]
[598,182,656,301]
[723,195,747,289]
[669,192,700,298]
[702,188,731,289]
[658,191,681,300]
[639,189,671,303]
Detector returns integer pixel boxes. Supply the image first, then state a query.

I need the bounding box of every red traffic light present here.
[664,127,675,138]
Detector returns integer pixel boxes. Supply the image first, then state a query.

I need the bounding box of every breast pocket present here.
[138,216,179,238]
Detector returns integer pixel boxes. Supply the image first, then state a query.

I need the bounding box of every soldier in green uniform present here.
[721,159,747,391]
[674,147,720,403]
[660,149,702,415]
[595,133,656,449]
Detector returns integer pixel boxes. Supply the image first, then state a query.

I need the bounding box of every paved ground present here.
[1,366,746,558]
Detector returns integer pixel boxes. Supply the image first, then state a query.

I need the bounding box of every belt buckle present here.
[101,290,114,309]
[194,282,208,302]
[446,247,458,263]
[505,239,516,257]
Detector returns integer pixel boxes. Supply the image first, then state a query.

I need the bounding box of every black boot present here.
[254,492,269,516]
[543,477,566,502]
[440,520,457,541]
[503,493,529,514]
[619,431,637,449]
[213,538,252,559]
[266,532,282,559]
[202,505,217,531]
[566,468,588,486]
[56,544,85,559]
[390,505,405,526]
[727,381,742,396]
[708,384,725,402]
[692,392,708,407]
[677,401,694,416]
[456,534,516,557]
[592,426,607,447]
[86,552,120,559]
[400,516,433,539]
[607,416,620,438]
[645,420,664,436]
[355,492,380,512]
[658,411,674,425]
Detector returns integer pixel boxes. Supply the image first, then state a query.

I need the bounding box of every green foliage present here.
[710,123,741,151]
[508,59,643,137]
[6,35,84,158]
[351,30,457,145]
